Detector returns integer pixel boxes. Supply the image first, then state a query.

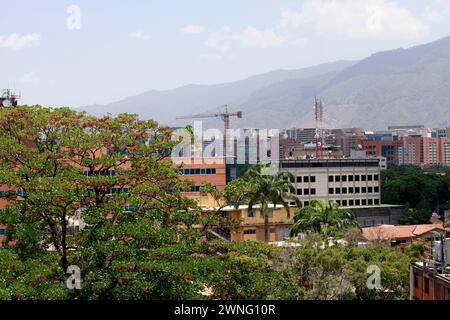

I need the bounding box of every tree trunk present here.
[264,214,269,242]
[61,208,68,272]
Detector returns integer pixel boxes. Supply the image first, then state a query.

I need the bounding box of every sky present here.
[1,0,450,107]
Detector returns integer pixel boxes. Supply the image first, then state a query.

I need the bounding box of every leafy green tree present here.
[0,106,299,300]
[280,239,423,300]
[0,249,68,300]
[400,201,433,225]
[239,167,300,242]
[290,200,360,238]
[381,165,448,214]
[0,106,211,299]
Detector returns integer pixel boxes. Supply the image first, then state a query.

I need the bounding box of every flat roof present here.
[279,158,380,168]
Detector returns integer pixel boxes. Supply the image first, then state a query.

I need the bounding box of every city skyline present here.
[2,0,450,107]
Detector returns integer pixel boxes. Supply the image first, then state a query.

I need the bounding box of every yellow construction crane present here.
[176,105,243,156]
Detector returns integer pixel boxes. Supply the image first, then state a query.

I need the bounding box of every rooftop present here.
[362,224,447,242]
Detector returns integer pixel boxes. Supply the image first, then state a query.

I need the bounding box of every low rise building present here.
[411,262,450,300]
[209,204,295,242]
[362,223,447,246]
[346,204,405,227]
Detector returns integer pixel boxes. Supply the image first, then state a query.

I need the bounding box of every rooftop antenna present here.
[314,97,324,159]
[0,89,21,107]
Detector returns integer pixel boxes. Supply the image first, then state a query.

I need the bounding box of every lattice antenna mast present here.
[314,97,324,159]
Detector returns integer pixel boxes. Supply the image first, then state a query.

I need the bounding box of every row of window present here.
[1,188,129,198]
[290,174,380,184]
[0,189,27,197]
[329,174,379,182]
[337,199,379,206]
[83,170,116,176]
[294,186,379,196]
[296,188,316,196]
[293,176,316,183]
[281,161,379,168]
[107,187,129,195]
[178,168,217,175]
[243,228,275,235]
[290,198,380,207]
[86,187,129,195]
[329,186,379,194]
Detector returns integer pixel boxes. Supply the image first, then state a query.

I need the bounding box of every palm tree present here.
[290,199,360,238]
[241,167,300,242]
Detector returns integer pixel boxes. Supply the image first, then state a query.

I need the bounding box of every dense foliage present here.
[290,200,360,238]
[278,238,424,300]
[381,165,450,224]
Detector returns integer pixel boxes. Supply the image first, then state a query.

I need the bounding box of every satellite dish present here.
[2,99,12,107]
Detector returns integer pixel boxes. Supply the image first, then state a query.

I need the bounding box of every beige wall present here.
[227,207,295,242]
[280,161,381,207]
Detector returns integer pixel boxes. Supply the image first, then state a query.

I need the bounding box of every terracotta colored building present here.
[398,136,423,166]
[362,140,402,166]
[422,137,450,167]
[174,157,227,206]
[397,136,450,168]
[333,128,367,157]
[362,224,447,246]
[411,262,450,300]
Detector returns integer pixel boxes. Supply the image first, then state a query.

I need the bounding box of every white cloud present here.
[181,24,205,34]
[199,53,225,62]
[18,72,40,85]
[425,0,450,22]
[204,0,427,55]
[279,0,429,40]
[205,27,234,52]
[0,33,40,50]
[439,0,450,12]
[128,30,151,40]
[206,26,287,51]
[234,27,286,48]
[425,8,444,23]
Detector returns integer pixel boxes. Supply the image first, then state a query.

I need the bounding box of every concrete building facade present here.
[279,158,381,208]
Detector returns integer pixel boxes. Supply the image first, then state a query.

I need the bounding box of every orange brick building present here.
[411,262,450,300]
[174,157,227,193]
[362,140,402,165]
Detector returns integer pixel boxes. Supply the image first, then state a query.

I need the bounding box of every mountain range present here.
[81,35,450,131]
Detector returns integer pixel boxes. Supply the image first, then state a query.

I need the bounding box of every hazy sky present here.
[1,0,450,107]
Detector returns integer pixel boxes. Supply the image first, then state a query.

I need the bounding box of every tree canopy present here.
[381,165,450,224]
[290,200,360,238]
